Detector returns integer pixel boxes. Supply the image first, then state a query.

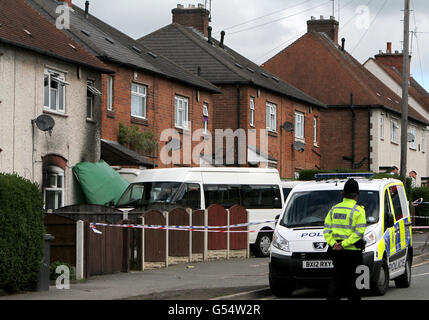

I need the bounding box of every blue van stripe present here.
[384,231,390,256]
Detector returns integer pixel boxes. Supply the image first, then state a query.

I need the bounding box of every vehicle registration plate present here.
[302,260,333,269]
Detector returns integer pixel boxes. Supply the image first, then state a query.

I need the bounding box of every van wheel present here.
[371,257,389,296]
[269,277,295,297]
[251,231,272,257]
[395,255,411,288]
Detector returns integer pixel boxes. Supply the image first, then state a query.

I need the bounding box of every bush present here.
[49,261,76,281]
[410,187,429,226]
[0,173,45,293]
[118,123,157,155]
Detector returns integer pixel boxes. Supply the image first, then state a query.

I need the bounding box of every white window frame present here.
[380,115,384,140]
[203,102,209,133]
[86,81,95,121]
[44,68,67,113]
[409,125,417,150]
[131,83,147,119]
[295,111,305,139]
[43,166,64,210]
[422,129,425,153]
[266,102,277,132]
[107,75,113,111]
[175,95,189,129]
[313,116,318,146]
[250,97,255,127]
[391,118,399,144]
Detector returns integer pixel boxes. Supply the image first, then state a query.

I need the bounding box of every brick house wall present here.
[99,62,215,168]
[211,84,322,178]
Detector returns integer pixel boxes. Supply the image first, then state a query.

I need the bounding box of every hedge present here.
[0,173,45,293]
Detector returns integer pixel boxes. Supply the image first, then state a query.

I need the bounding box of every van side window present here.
[175,183,201,210]
[384,190,394,231]
[203,185,240,209]
[389,185,403,221]
[241,185,282,209]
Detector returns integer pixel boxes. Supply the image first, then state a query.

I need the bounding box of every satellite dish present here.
[282,121,294,132]
[33,114,55,135]
[166,138,181,151]
[407,133,415,143]
[293,141,305,152]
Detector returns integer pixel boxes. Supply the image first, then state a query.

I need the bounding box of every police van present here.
[269,173,413,296]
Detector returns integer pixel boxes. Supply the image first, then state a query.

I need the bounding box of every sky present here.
[72,0,429,92]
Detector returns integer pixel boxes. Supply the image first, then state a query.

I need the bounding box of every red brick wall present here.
[212,84,322,178]
[100,62,214,168]
[320,108,370,170]
[172,8,209,37]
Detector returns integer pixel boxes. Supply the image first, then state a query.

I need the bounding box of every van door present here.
[385,184,412,277]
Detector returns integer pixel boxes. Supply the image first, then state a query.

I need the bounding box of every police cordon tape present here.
[89,220,276,234]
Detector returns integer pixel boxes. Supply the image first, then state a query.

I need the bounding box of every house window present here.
[266,102,277,132]
[86,81,101,121]
[380,116,384,140]
[131,83,147,119]
[107,75,113,111]
[250,97,255,127]
[295,111,305,139]
[44,69,68,113]
[203,103,209,133]
[175,95,189,129]
[313,116,318,146]
[391,118,399,144]
[422,129,425,153]
[409,126,417,150]
[43,166,64,210]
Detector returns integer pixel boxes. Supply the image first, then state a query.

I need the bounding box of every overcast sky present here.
[73,0,429,92]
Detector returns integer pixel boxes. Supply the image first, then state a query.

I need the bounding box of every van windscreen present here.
[280,190,379,228]
[117,182,181,208]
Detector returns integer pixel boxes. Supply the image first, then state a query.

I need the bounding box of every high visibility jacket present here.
[324,198,367,251]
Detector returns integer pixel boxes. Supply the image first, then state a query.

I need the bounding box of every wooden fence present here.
[44,204,249,279]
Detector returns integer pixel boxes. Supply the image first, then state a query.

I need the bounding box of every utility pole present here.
[400,0,410,180]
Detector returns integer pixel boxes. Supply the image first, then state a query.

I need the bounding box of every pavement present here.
[1,231,429,300]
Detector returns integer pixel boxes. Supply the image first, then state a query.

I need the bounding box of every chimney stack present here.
[172,3,210,37]
[59,0,72,7]
[307,16,339,44]
[375,42,411,78]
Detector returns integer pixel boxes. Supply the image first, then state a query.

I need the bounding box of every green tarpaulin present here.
[73,161,130,206]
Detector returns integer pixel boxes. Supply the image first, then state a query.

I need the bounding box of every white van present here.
[117,167,284,257]
[270,173,413,296]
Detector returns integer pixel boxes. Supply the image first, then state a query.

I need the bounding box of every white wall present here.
[0,44,102,206]
[370,109,427,185]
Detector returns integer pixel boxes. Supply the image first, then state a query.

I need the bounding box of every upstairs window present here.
[313,116,318,146]
[380,115,384,140]
[391,118,399,144]
[131,83,147,119]
[409,126,417,150]
[86,81,101,121]
[175,95,189,129]
[266,102,277,132]
[295,111,305,139]
[44,69,68,113]
[203,103,209,133]
[107,75,113,111]
[250,97,255,127]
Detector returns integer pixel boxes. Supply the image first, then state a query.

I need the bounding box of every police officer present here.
[324,178,367,301]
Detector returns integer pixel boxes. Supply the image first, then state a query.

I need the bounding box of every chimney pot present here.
[220,30,225,48]
[330,16,335,20]
[198,3,204,9]
[387,42,392,54]
[320,15,324,20]
[341,38,345,51]
[311,16,316,20]
[177,4,184,8]
[208,26,212,44]
[395,50,399,54]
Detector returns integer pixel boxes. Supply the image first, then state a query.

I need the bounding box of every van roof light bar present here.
[315,172,374,181]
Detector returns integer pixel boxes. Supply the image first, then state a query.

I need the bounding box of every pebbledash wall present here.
[99,62,216,168]
[0,43,102,206]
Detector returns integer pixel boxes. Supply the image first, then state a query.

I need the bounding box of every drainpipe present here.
[351,93,355,169]
[236,84,241,166]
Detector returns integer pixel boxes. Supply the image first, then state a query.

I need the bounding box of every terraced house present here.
[0,0,112,209]
[262,16,429,185]
[30,0,221,169]
[138,4,326,178]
